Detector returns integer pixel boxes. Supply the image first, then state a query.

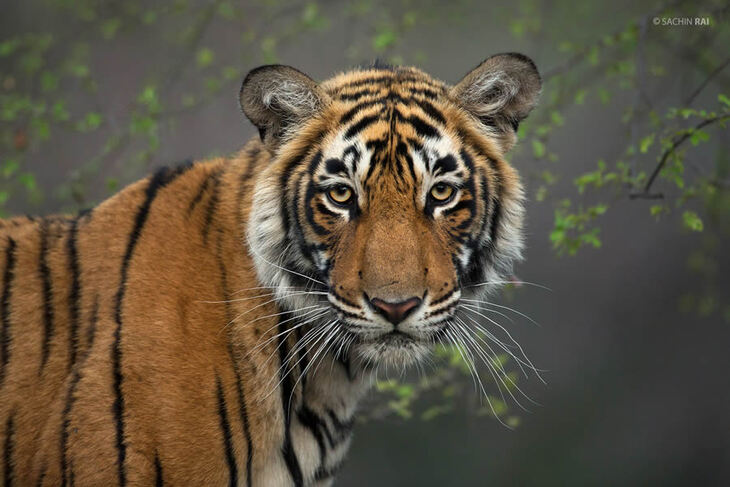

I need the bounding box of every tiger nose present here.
[368,296,422,325]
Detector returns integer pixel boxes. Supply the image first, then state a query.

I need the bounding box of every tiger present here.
[0,52,540,486]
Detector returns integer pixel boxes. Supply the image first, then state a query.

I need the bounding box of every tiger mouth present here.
[348,323,448,346]
[359,330,418,345]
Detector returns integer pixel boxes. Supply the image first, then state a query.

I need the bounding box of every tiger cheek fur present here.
[0,55,539,486]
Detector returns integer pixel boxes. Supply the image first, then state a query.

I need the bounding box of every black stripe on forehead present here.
[339,74,444,90]
[396,141,417,183]
[433,155,458,175]
[338,90,446,127]
[343,145,360,173]
[345,113,381,140]
[393,109,440,139]
[324,158,347,176]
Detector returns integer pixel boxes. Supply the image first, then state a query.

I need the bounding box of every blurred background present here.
[1,0,729,485]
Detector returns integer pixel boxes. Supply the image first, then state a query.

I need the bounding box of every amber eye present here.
[327,185,354,205]
[429,183,455,203]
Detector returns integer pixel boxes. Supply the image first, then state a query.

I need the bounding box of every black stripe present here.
[39,221,55,374]
[407,87,440,99]
[324,158,346,176]
[0,238,16,386]
[412,98,446,125]
[430,288,456,307]
[186,173,212,215]
[216,230,254,487]
[277,323,304,486]
[154,453,163,487]
[278,131,326,238]
[396,110,439,139]
[314,456,347,482]
[327,408,354,442]
[112,164,191,486]
[60,297,98,487]
[201,169,223,243]
[344,113,380,140]
[294,326,309,389]
[488,198,502,247]
[337,89,381,101]
[232,359,254,487]
[67,218,81,371]
[3,412,14,487]
[341,74,441,89]
[297,406,327,469]
[433,155,458,175]
[36,463,46,487]
[216,376,238,487]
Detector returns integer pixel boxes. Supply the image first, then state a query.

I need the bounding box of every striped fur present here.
[0,55,539,486]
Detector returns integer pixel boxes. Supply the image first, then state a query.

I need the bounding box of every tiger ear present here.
[450,53,541,151]
[239,64,329,151]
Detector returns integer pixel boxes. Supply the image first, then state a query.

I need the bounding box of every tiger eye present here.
[328,185,353,205]
[430,183,454,202]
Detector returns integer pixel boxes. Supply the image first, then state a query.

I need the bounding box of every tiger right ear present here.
[451,53,541,152]
[239,65,329,151]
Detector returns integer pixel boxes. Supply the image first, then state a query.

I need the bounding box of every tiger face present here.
[242,55,541,367]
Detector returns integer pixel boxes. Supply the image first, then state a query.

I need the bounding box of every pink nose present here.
[369,297,422,325]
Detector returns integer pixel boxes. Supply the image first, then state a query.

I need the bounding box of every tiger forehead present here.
[322,67,449,100]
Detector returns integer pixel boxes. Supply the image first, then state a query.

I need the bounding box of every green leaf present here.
[587,45,599,66]
[0,39,20,57]
[532,139,546,158]
[101,18,122,39]
[689,129,709,146]
[41,72,59,92]
[142,10,158,24]
[2,159,19,179]
[681,211,703,232]
[718,93,730,107]
[550,111,564,126]
[639,134,654,153]
[196,48,214,68]
[373,28,396,51]
[52,100,70,121]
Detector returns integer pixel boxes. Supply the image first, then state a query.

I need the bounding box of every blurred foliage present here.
[1,0,729,425]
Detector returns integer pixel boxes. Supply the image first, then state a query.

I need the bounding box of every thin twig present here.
[684,55,730,106]
[632,114,730,198]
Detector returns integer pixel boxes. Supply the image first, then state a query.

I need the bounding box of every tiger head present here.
[241,54,541,367]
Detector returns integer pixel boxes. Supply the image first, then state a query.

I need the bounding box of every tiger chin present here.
[0,54,539,486]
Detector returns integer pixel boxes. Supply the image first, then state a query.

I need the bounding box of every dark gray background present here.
[3,1,729,485]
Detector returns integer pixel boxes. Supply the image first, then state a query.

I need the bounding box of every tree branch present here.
[684,55,730,106]
[631,114,730,199]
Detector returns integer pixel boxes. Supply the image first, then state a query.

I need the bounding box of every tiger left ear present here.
[450,53,541,151]
[239,64,330,151]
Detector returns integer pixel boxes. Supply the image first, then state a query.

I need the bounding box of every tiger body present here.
[0,56,541,486]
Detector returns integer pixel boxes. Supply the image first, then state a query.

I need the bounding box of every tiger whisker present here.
[263,321,336,402]
[465,279,552,291]
[445,323,512,429]
[454,316,536,410]
[461,299,541,327]
[460,304,547,384]
[289,325,341,410]
[245,234,326,287]
[459,299,515,323]
[260,320,333,391]
[245,308,330,359]
[450,319,514,410]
